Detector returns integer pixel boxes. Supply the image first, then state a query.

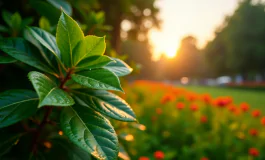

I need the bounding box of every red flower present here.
[200,115,208,123]
[261,117,265,125]
[154,151,164,159]
[139,156,150,160]
[176,102,185,110]
[156,108,162,115]
[249,129,258,136]
[240,102,249,112]
[249,148,259,157]
[200,157,209,160]
[251,110,261,118]
[190,104,198,111]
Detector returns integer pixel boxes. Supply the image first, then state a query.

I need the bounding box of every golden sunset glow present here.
[149,0,238,60]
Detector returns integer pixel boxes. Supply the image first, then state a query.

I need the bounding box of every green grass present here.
[180,85,265,110]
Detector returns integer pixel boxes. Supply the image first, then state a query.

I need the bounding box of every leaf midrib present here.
[73,73,119,90]
[68,106,106,158]
[0,98,38,109]
[74,38,103,66]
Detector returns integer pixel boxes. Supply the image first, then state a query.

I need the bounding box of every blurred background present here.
[2,0,265,159]
[1,0,265,85]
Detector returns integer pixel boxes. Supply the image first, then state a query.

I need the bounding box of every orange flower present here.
[156,108,162,115]
[261,117,265,125]
[186,93,197,102]
[200,157,209,160]
[154,151,164,159]
[201,94,211,104]
[139,156,150,160]
[176,102,185,110]
[228,104,237,112]
[240,102,249,112]
[190,104,198,111]
[160,94,174,104]
[214,97,232,108]
[249,129,258,137]
[251,110,261,118]
[249,148,259,157]
[200,115,208,123]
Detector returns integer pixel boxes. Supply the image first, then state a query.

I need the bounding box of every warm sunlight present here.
[149,30,180,60]
[149,0,238,60]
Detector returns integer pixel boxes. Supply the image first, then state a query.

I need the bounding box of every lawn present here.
[181,85,265,110]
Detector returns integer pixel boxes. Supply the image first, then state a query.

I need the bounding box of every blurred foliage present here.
[204,0,265,78]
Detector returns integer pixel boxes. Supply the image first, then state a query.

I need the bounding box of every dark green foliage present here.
[0,11,135,160]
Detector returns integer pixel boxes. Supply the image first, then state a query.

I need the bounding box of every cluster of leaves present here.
[0,11,136,160]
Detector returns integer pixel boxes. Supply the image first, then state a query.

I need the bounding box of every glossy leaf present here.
[72,69,123,92]
[0,55,17,64]
[0,90,38,128]
[73,36,105,66]
[76,55,113,70]
[60,104,119,160]
[24,27,58,71]
[28,71,74,108]
[74,90,136,122]
[0,38,55,74]
[25,27,61,60]
[118,144,130,160]
[56,12,84,67]
[104,58,133,76]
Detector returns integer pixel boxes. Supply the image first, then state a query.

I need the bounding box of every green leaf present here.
[0,25,9,33]
[28,71,74,108]
[74,90,136,122]
[56,12,84,68]
[76,55,113,70]
[50,138,92,160]
[29,0,61,25]
[2,10,12,28]
[0,55,17,64]
[0,90,38,128]
[60,104,119,160]
[24,27,60,68]
[22,17,33,27]
[10,12,22,30]
[72,69,123,92]
[0,38,55,74]
[47,0,72,16]
[25,27,61,60]
[118,144,130,160]
[39,17,51,32]
[104,58,133,76]
[73,36,105,66]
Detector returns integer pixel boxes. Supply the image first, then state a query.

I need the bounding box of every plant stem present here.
[60,68,73,89]
[31,106,53,155]
[31,68,73,155]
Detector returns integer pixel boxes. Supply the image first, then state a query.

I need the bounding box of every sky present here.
[149,0,239,59]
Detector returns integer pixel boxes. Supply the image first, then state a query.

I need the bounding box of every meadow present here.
[116,81,265,160]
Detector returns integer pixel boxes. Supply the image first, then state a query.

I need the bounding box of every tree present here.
[204,0,265,78]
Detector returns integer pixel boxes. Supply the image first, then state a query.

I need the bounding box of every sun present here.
[164,48,176,58]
